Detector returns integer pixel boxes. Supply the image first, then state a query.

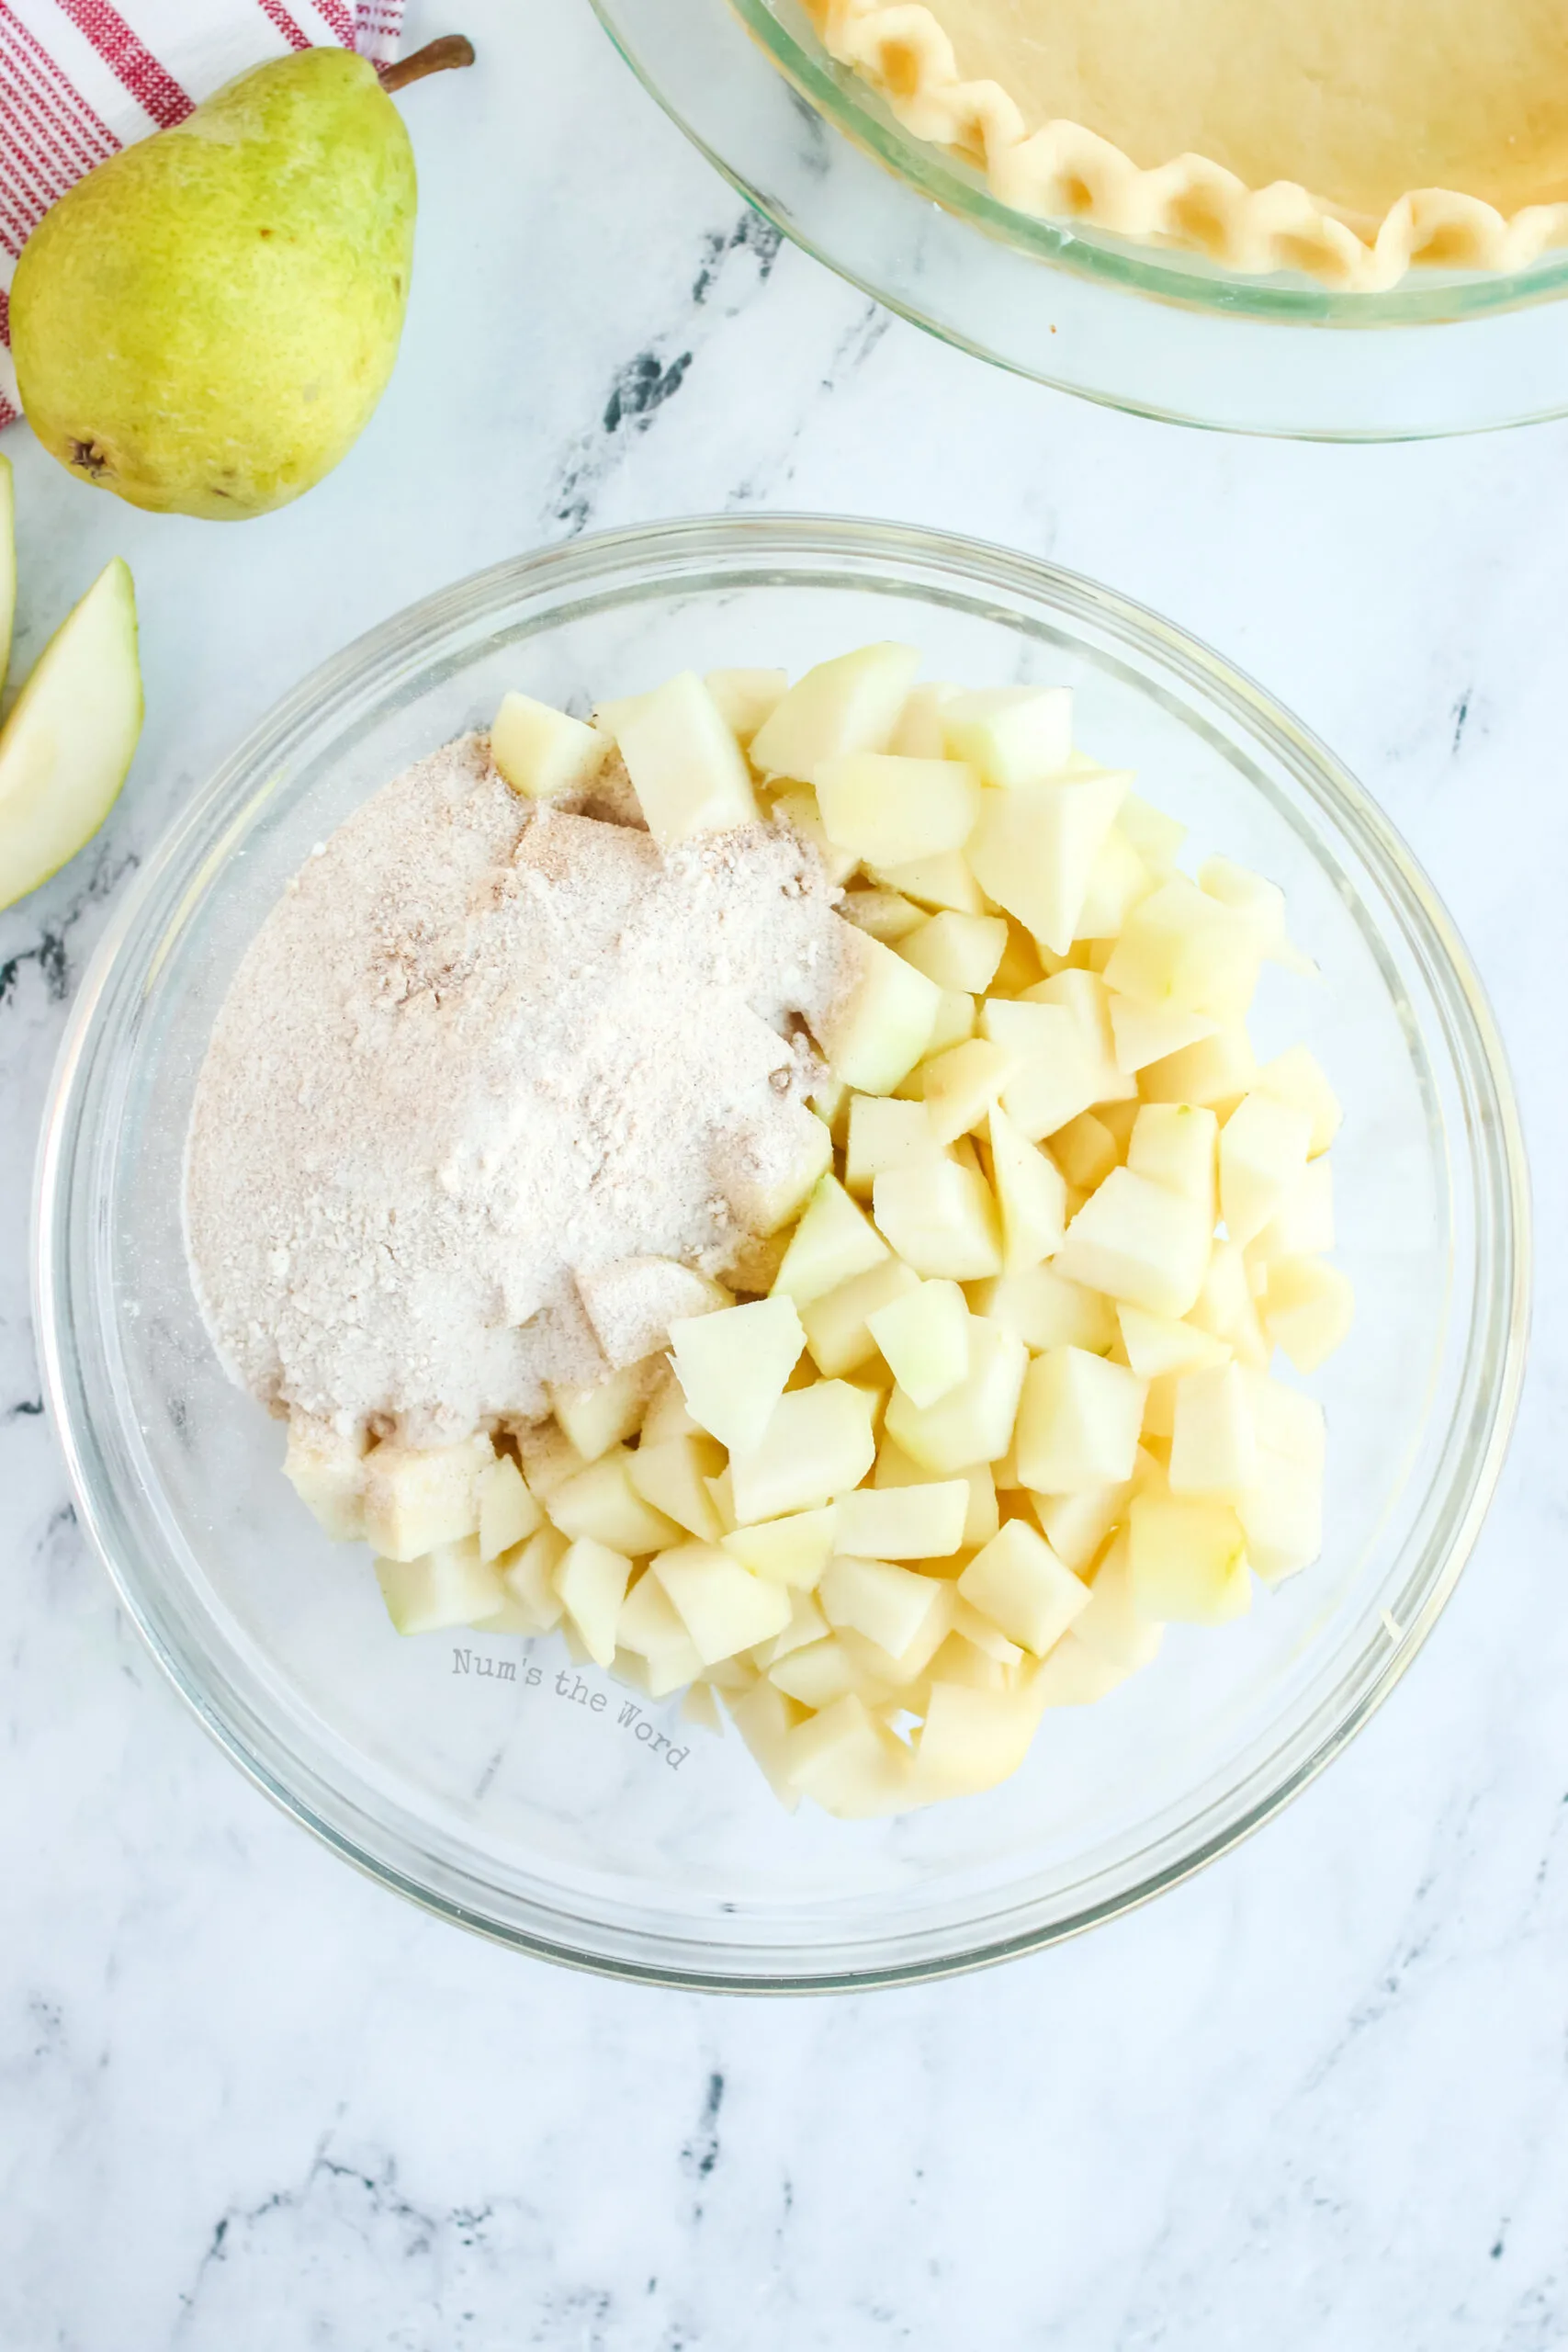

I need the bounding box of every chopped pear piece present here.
[1237,1451,1325,1583]
[958,1519,1089,1656]
[867,1279,972,1409]
[704,665,786,743]
[1033,1631,1136,1706]
[1108,992,1218,1074]
[0,557,143,911]
[638,1367,703,1447]
[873,1159,1002,1281]
[751,1587,830,1668]
[840,887,927,944]
[815,752,979,867]
[608,670,760,843]
[769,1634,866,1710]
[920,1038,1019,1146]
[1116,1305,1231,1381]
[554,1537,635,1666]
[1026,970,1137,1108]
[1126,1103,1219,1219]
[1168,1363,1259,1499]
[282,1418,367,1542]
[914,1675,1046,1800]
[979,999,1106,1142]
[771,784,861,883]
[818,926,942,1094]
[1127,1494,1250,1623]
[654,1543,794,1664]
[1259,1257,1356,1373]
[1075,827,1155,939]
[1101,875,1264,1023]
[987,1102,1068,1274]
[1220,1091,1314,1247]
[723,1506,839,1589]
[968,1262,1118,1355]
[749,641,920,778]
[547,1363,654,1463]
[1050,1113,1119,1193]
[575,1255,730,1371]
[884,1317,1028,1474]
[1055,1167,1213,1318]
[499,1524,568,1629]
[726,1680,807,1812]
[1137,1027,1257,1119]
[1190,1238,1270,1366]
[844,1094,943,1198]
[1200,855,1315,975]
[967,770,1128,954]
[1015,1346,1145,1493]
[376,1538,506,1636]
[1255,1046,1344,1159]
[1118,792,1186,875]
[897,910,1008,992]
[490,691,610,801]
[819,1555,950,1657]
[889,680,964,758]
[785,1694,914,1817]
[926,988,977,1057]
[772,1172,890,1306]
[362,1432,493,1562]
[800,1255,921,1377]
[1071,1530,1164,1670]
[548,1447,683,1555]
[833,1478,971,1559]
[1247,1157,1335,1265]
[1031,1477,1134,1576]
[617,1566,701,1661]
[627,1432,728,1542]
[728,1381,879,1523]
[477,1453,542,1561]
[669,1295,806,1456]
[941,684,1073,787]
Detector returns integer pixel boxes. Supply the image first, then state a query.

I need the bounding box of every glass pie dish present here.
[590,0,1568,438]
[34,515,1529,1990]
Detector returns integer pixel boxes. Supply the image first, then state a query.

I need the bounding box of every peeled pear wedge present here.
[0,557,142,910]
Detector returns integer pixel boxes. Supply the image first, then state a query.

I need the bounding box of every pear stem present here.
[380,35,476,93]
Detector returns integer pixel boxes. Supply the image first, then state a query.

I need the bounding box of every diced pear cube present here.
[1127,1494,1250,1623]
[987,1102,1068,1274]
[376,1536,505,1638]
[967,771,1129,954]
[1200,855,1315,975]
[1070,1529,1164,1669]
[1168,1363,1259,1498]
[1031,1478,1132,1576]
[548,1447,682,1555]
[628,1432,728,1542]
[833,1478,971,1560]
[979,999,1104,1143]
[815,752,980,868]
[950,1598,1024,1665]
[866,1278,972,1410]
[751,1587,829,1669]
[728,1114,835,1244]
[726,1679,807,1812]
[362,1433,493,1563]
[283,1418,368,1543]
[772,1172,890,1308]
[844,1095,942,1198]
[888,680,963,758]
[923,1629,1013,1693]
[840,888,927,945]
[1055,1166,1212,1317]
[669,1295,806,1455]
[1016,1346,1145,1493]
[704,1466,739,1534]
[646,1637,708,1700]
[1101,876,1264,1023]
[874,848,986,913]
[1240,1368,1325,1469]
[819,1555,950,1657]
[884,1317,1028,1475]
[927,988,977,1057]
[575,1255,730,1371]
[490,691,611,801]
[477,1454,542,1562]
[898,910,1009,993]
[609,670,760,843]
[499,1523,568,1629]
[914,1675,1046,1800]
[1028,969,1138,1103]
[1126,1102,1219,1219]
[785,1694,915,1816]
[637,1366,702,1447]
[1220,1091,1314,1247]
[941,684,1074,787]
[800,1257,920,1379]
[555,1537,635,1666]
[1255,1046,1343,1158]
[617,1566,700,1660]
[1247,1156,1335,1265]
[547,1363,653,1462]
[770,785,860,884]
[872,1159,1002,1281]
[1190,1238,1269,1366]
[1116,1305,1231,1380]
[818,926,942,1095]
[654,1542,793,1664]
[728,1381,879,1523]
[1237,1450,1324,1582]
[1118,791,1185,874]
[769,1635,865,1710]
[1138,1028,1257,1120]
[874,1440,998,1544]
[1259,1257,1355,1372]
[704,665,786,744]
[1108,992,1218,1074]
[682,1679,725,1733]
[750,641,921,779]
[1033,1632,1136,1707]
[969,1264,1118,1354]
[723,1505,839,1589]
[1075,826,1155,939]
[1050,1112,1119,1193]
[957,1518,1089,1656]
[991,920,1046,994]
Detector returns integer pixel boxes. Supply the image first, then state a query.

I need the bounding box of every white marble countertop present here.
[4,4,1566,2345]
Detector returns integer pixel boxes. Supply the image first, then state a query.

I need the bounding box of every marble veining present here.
[2,0,1567,2345]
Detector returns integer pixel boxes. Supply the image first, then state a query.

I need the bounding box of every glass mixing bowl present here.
[34,517,1529,1990]
[590,0,1568,437]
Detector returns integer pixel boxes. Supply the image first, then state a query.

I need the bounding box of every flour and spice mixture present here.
[185,729,854,1448]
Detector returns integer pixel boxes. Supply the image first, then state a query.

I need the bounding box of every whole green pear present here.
[12,49,416,520]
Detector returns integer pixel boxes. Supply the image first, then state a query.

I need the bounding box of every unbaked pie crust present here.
[803,0,1568,288]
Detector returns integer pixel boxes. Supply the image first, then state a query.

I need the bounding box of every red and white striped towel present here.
[0,0,406,427]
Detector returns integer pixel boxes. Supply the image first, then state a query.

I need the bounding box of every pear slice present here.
[0,558,142,910]
[0,456,14,696]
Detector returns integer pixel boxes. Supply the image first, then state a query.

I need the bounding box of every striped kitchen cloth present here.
[0,0,406,424]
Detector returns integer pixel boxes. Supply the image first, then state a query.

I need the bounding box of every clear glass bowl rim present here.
[31,514,1532,1992]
